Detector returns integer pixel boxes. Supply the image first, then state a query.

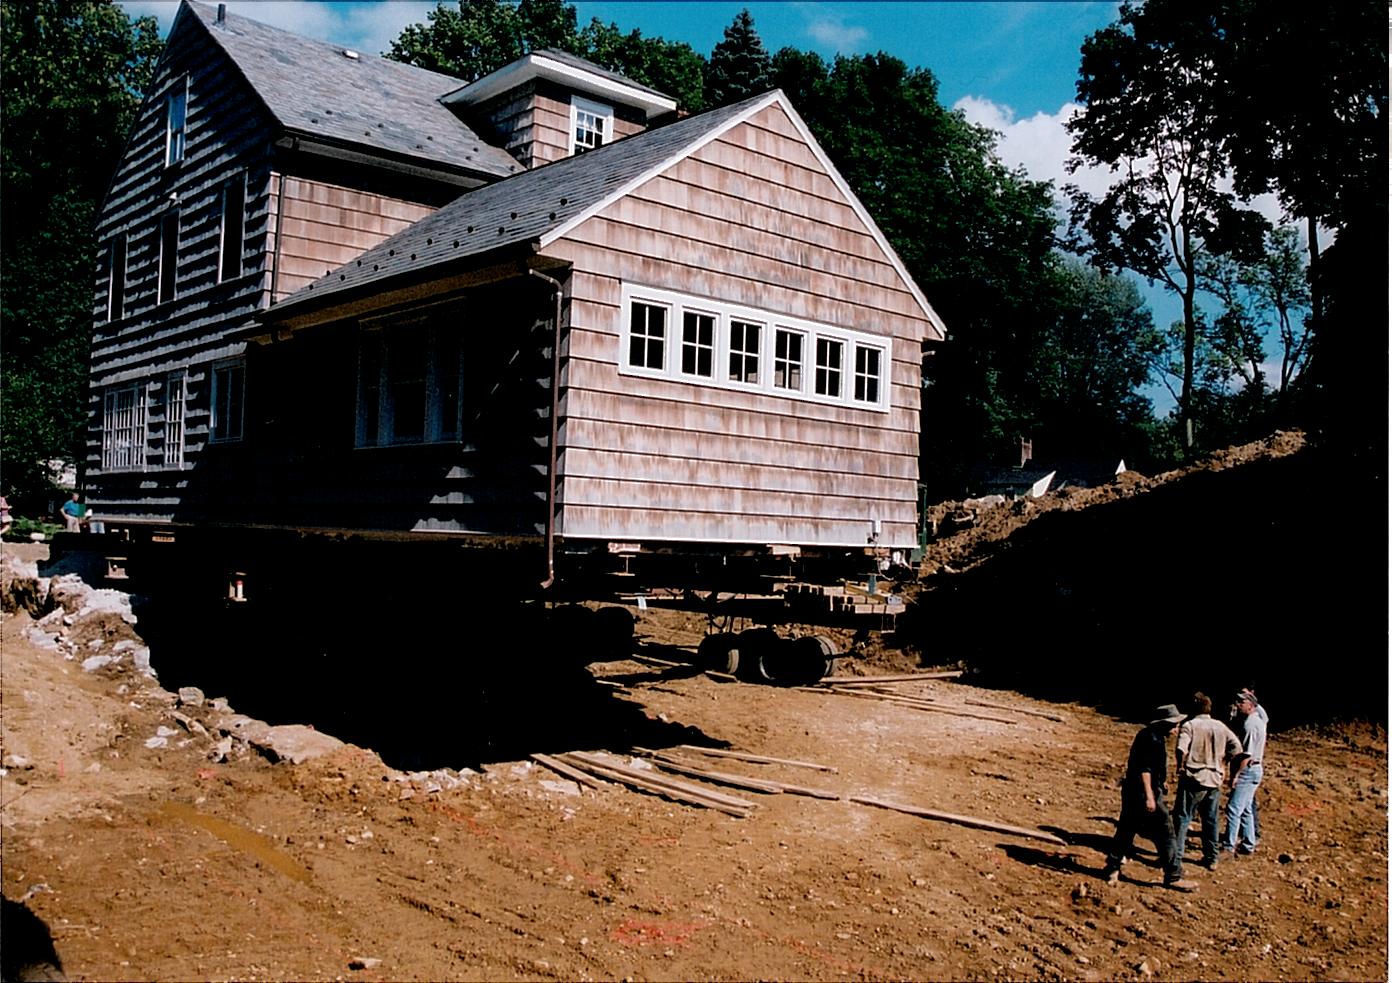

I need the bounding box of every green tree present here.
[1066,0,1267,455]
[388,1,706,111]
[1,0,160,504]
[705,8,771,107]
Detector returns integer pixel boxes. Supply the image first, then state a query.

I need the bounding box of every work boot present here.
[1164,878,1198,892]
[1103,868,1119,885]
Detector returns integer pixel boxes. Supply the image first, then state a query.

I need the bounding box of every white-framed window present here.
[728,319,761,385]
[815,337,843,398]
[158,210,179,305]
[218,172,245,283]
[165,78,187,167]
[618,284,890,412]
[106,233,127,322]
[211,357,245,442]
[853,344,882,405]
[680,310,716,378]
[571,96,612,154]
[102,383,145,471]
[627,301,667,371]
[356,318,463,447]
[774,328,804,393]
[163,369,187,467]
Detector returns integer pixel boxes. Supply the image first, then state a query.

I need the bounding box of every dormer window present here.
[571,96,612,154]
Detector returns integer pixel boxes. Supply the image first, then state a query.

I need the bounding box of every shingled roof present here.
[271,90,781,316]
[183,1,519,181]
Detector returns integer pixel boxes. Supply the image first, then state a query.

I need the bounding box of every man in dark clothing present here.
[1101,704,1196,891]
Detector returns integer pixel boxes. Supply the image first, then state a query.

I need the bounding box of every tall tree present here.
[1066,0,1266,455]
[0,0,160,503]
[705,8,771,106]
[389,1,706,111]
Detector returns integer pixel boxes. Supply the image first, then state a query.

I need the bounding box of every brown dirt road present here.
[2,545,1386,982]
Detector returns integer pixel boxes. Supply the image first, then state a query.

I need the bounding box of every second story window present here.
[219,172,245,282]
[680,311,715,378]
[815,337,843,398]
[571,96,612,154]
[106,233,127,322]
[158,211,179,305]
[628,302,666,370]
[165,79,187,167]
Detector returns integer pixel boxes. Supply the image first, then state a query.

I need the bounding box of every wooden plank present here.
[530,753,605,790]
[824,671,964,685]
[963,699,1067,723]
[642,753,843,801]
[805,687,1019,725]
[672,745,839,774]
[557,752,753,816]
[849,795,1068,847]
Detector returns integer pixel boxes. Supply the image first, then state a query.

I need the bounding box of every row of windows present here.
[619,286,890,411]
[99,361,243,472]
[104,172,246,322]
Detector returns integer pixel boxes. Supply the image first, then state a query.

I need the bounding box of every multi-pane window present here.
[163,370,186,467]
[106,234,127,322]
[774,329,804,392]
[165,80,187,167]
[628,302,666,370]
[102,384,145,471]
[356,321,464,447]
[219,173,245,282]
[680,311,715,378]
[211,358,245,442]
[572,96,612,153]
[158,211,179,304]
[619,285,889,412]
[815,338,843,398]
[728,320,760,384]
[854,345,882,404]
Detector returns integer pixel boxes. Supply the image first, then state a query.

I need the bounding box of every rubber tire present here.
[731,627,781,683]
[697,632,740,674]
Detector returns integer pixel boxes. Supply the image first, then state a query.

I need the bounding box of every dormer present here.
[442,49,677,170]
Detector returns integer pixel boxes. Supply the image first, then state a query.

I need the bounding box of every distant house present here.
[86,1,946,578]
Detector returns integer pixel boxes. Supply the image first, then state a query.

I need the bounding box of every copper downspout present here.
[528,268,563,590]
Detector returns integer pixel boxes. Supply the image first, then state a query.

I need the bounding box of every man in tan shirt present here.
[1171,692,1242,879]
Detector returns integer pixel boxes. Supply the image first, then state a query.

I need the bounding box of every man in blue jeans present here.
[1222,690,1267,855]
[1171,692,1242,875]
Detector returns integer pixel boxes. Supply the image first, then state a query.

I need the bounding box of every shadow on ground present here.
[130,590,719,772]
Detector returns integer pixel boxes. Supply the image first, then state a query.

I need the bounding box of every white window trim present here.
[164,76,188,168]
[101,383,146,472]
[570,95,613,155]
[210,357,245,443]
[618,284,891,413]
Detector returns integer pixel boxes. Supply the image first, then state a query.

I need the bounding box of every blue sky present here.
[120,1,1298,412]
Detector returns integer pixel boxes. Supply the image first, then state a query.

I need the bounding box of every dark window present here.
[854,345,882,404]
[815,338,843,397]
[628,302,666,370]
[211,359,245,442]
[681,311,715,377]
[774,329,803,391]
[158,211,179,304]
[165,83,187,166]
[728,320,761,384]
[219,173,245,282]
[107,234,127,321]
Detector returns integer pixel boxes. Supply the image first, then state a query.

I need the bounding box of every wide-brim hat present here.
[1149,703,1185,726]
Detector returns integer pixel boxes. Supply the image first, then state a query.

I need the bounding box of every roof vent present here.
[342,49,360,60]
[216,4,225,24]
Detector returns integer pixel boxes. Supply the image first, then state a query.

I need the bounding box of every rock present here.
[1278,853,1295,864]
[1071,883,1088,900]
[247,724,343,765]
[208,737,234,763]
[0,554,48,616]
[208,697,230,712]
[216,714,272,744]
[131,647,154,677]
[156,725,179,738]
[539,779,581,797]
[145,736,168,749]
[172,712,208,737]
[74,587,136,624]
[348,956,382,971]
[47,574,92,614]
[3,754,33,770]
[82,654,114,672]
[177,686,205,708]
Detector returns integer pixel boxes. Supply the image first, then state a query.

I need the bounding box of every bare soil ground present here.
[2,432,1387,982]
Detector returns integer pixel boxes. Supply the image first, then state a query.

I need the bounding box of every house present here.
[86,1,947,590]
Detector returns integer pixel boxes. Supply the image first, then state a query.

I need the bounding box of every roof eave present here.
[276,131,509,187]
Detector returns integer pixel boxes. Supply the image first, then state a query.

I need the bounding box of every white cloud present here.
[954,94,1113,202]
[800,11,870,51]
[120,1,438,55]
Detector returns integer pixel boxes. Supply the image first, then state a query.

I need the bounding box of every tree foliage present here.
[0,0,160,503]
[1066,0,1269,456]
[705,8,771,107]
[388,0,707,111]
